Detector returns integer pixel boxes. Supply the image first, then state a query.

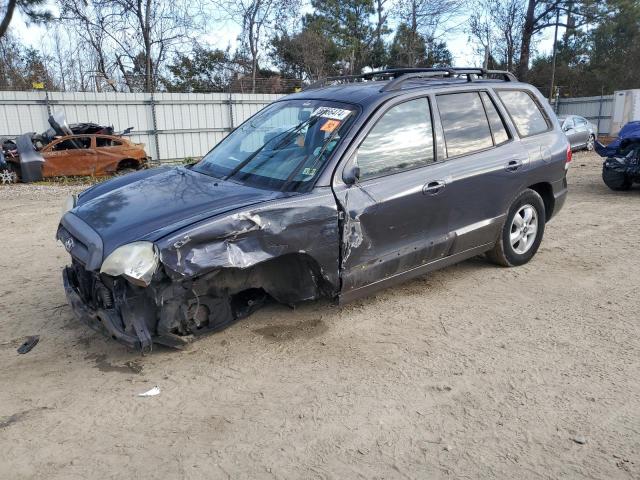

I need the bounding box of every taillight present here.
[565,144,572,169]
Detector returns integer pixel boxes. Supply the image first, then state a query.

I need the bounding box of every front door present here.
[42,136,97,177]
[333,96,452,298]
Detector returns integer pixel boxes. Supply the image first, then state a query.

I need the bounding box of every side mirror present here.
[562,124,571,132]
[343,163,360,186]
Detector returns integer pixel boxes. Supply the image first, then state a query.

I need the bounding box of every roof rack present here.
[303,67,518,92]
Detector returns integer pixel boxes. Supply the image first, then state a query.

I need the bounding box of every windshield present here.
[193,100,357,191]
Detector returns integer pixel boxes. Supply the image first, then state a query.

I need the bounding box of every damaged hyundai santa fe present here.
[57,68,570,353]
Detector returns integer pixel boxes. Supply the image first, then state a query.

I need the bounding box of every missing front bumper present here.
[62,267,154,353]
[62,264,268,353]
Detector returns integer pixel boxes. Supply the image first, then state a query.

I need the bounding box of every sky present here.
[11,2,558,72]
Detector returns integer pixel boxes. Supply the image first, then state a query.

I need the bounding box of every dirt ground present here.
[0,151,638,479]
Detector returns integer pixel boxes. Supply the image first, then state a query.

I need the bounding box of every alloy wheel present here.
[586,135,595,151]
[510,204,538,254]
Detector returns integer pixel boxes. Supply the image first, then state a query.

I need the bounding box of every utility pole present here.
[549,8,560,102]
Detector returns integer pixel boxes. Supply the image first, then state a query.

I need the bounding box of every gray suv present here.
[57,68,570,352]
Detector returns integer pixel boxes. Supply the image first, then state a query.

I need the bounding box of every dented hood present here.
[72,166,285,256]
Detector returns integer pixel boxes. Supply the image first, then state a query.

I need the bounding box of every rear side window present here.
[437,92,493,157]
[497,90,549,137]
[480,92,509,145]
[96,137,124,147]
[357,97,434,180]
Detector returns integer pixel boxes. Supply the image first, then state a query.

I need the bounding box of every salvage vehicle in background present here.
[596,121,640,191]
[0,134,148,183]
[0,113,147,183]
[57,67,570,353]
[558,114,598,151]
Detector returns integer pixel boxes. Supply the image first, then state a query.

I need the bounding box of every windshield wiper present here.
[224,118,316,181]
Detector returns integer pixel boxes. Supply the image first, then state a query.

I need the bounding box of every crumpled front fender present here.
[156,189,341,301]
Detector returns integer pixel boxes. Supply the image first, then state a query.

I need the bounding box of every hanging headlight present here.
[100,241,159,287]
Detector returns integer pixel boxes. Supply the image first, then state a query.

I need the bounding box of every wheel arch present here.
[117,158,141,170]
[166,251,338,305]
[527,182,554,220]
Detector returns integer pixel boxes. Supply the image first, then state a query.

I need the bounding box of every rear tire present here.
[487,189,546,267]
[116,168,136,176]
[116,159,139,176]
[586,134,595,151]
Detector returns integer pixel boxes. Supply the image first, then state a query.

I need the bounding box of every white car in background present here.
[559,114,598,151]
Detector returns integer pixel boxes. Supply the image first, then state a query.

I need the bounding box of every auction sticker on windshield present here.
[320,119,341,132]
[312,107,351,120]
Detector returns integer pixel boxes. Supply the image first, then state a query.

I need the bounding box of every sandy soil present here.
[0,151,638,479]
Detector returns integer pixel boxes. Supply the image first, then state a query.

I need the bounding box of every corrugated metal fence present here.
[0,91,283,163]
[0,90,618,158]
[555,94,614,135]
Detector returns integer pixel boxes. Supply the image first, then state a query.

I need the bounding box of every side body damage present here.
[60,185,340,352]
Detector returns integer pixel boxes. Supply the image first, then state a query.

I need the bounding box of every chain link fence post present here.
[227,89,234,133]
[44,88,52,117]
[149,91,161,165]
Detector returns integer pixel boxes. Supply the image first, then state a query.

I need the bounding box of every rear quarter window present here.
[497,90,550,137]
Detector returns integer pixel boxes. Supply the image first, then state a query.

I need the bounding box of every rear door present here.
[562,117,582,147]
[433,90,529,254]
[573,117,591,147]
[333,96,452,297]
[495,88,559,174]
[42,136,97,176]
[95,136,127,173]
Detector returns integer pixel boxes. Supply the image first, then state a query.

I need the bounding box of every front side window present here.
[194,100,357,191]
[437,92,493,157]
[52,136,91,151]
[357,97,434,180]
[497,90,549,137]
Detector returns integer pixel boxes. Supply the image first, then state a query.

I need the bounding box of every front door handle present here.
[505,159,522,172]
[423,180,446,195]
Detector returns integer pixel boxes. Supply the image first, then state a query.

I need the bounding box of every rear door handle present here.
[423,180,446,195]
[505,159,522,172]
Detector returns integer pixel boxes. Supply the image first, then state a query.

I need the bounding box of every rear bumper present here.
[63,267,153,353]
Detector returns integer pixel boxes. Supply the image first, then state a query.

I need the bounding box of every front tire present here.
[487,189,546,267]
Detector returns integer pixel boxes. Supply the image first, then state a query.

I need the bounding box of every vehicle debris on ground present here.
[17,335,39,354]
[596,121,640,190]
[138,386,161,397]
[0,112,149,184]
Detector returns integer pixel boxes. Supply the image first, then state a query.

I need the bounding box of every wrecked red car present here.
[0,114,148,183]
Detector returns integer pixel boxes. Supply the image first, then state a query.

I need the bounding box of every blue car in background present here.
[597,121,640,190]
